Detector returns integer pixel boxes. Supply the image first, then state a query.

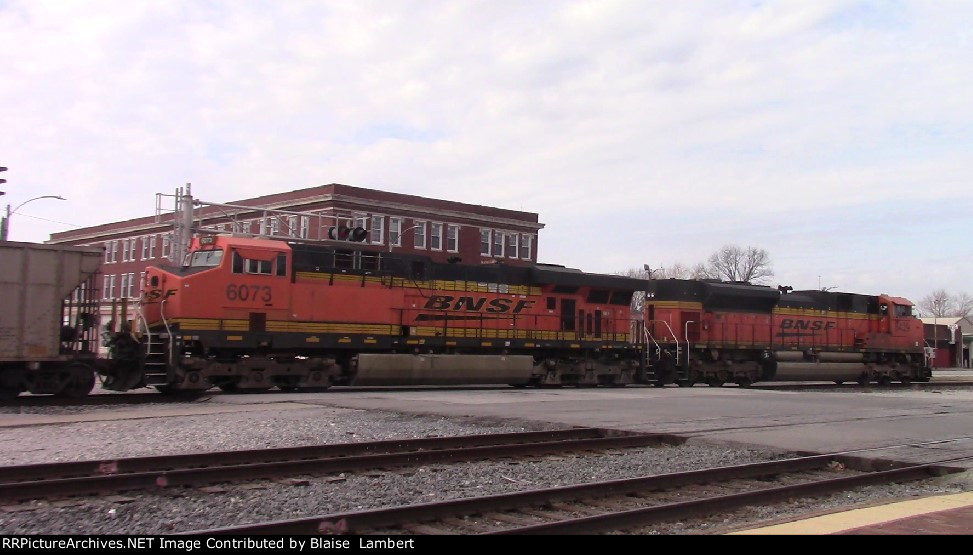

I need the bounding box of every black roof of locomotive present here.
[647,278,880,314]
[287,241,649,293]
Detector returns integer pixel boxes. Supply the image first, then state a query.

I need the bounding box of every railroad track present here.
[0,428,682,503]
[186,454,966,535]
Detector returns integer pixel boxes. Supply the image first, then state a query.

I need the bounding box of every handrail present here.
[684,320,695,366]
[160,298,174,365]
[642,326,661,357]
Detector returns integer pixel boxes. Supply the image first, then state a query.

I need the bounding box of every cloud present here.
[1,0,970,302]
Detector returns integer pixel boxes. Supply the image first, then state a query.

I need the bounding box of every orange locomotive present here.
[123,235,646,393]
[643,280,930,387]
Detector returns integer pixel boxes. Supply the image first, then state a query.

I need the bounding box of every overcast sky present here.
[1,0,970,305]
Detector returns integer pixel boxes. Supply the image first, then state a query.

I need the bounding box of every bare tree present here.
[919,290,973,318]
[706,245,773,284]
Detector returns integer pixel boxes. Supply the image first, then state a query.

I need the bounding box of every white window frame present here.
[506,232,518,259]
[120,274,128,298]
[287,216,298,237]
[430,222,443,251]
[480,229,491,256]
[270,217,280,236]
[370,216,385,244]
[127,273,136,298]
[129,238,137,261]
[413,220,427,249]
[105,242,113,263]
[148,236,156,259]
[493,230,504,258]
[103,275,111,299]
[108,275,116,299]
[446,224,459,253]
[161,234,171,258]
[389,217,403,247]
[520,234,533,260]
[141,236,149,260]
[120,239,129,262]
[300,216,310,239]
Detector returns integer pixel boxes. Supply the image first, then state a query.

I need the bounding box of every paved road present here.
[197,369,973,468]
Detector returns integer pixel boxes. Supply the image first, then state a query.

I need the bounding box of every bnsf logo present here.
[143,289,178,301]
[779,319,836,331]
[424,295,535,314]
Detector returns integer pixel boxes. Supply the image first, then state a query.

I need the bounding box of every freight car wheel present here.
[57,364,96,399]
[0,386,21,400]
[707,378,725,387]
[676,380,695,388]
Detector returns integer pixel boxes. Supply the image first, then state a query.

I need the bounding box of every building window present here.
[370,216,384,244]
[447,224,459,252]
[493,231,504,257]
[161,234,171,258]
[353,215,367,232]
[269,217,280,236]
[128,273,136,298]
[287,216,298,237]
[300,216,310,239]
[148,236,156,259]
[389,217,402,247]
[104,242,113,263]
[103,275,111,299]
[480,229,491,256]
[520,234,533,260]
[109,275,116,299]
[506,233,518,259]
[141,237,149,260]
[129,238,137,261]
[120,274,128,298]
[413,221,426,249]
[120,239,129,262]
[430,223,443,251]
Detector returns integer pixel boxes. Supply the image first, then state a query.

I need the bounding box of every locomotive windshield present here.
[186,249,224,268]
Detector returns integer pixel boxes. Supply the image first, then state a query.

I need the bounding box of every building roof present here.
[48,183,543,244]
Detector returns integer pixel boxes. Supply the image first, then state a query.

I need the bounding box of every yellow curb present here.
[729,492,973,535]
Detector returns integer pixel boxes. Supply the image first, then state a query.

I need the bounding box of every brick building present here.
[46,183,544,341]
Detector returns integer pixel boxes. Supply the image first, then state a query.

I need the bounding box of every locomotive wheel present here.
[735,378,752,388]
[155,385,209,398]
[676,380,695,388]
[707,378,725,387]
[877,375,892,386]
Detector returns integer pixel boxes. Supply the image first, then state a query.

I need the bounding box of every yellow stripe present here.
[293,272,541,295]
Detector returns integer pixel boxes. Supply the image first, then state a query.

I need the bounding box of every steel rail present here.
[0,428,679,502]
[186,452,964,535]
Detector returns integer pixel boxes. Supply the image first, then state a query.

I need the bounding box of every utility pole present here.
[0,166,7,241]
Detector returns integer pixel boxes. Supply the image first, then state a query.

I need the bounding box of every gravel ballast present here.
[0,403,970,535]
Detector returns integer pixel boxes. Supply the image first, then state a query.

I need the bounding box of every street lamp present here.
[0,195,66,241]
[389,225,423,252]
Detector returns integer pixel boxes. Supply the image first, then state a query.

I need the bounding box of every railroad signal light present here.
[328,225,369,242]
